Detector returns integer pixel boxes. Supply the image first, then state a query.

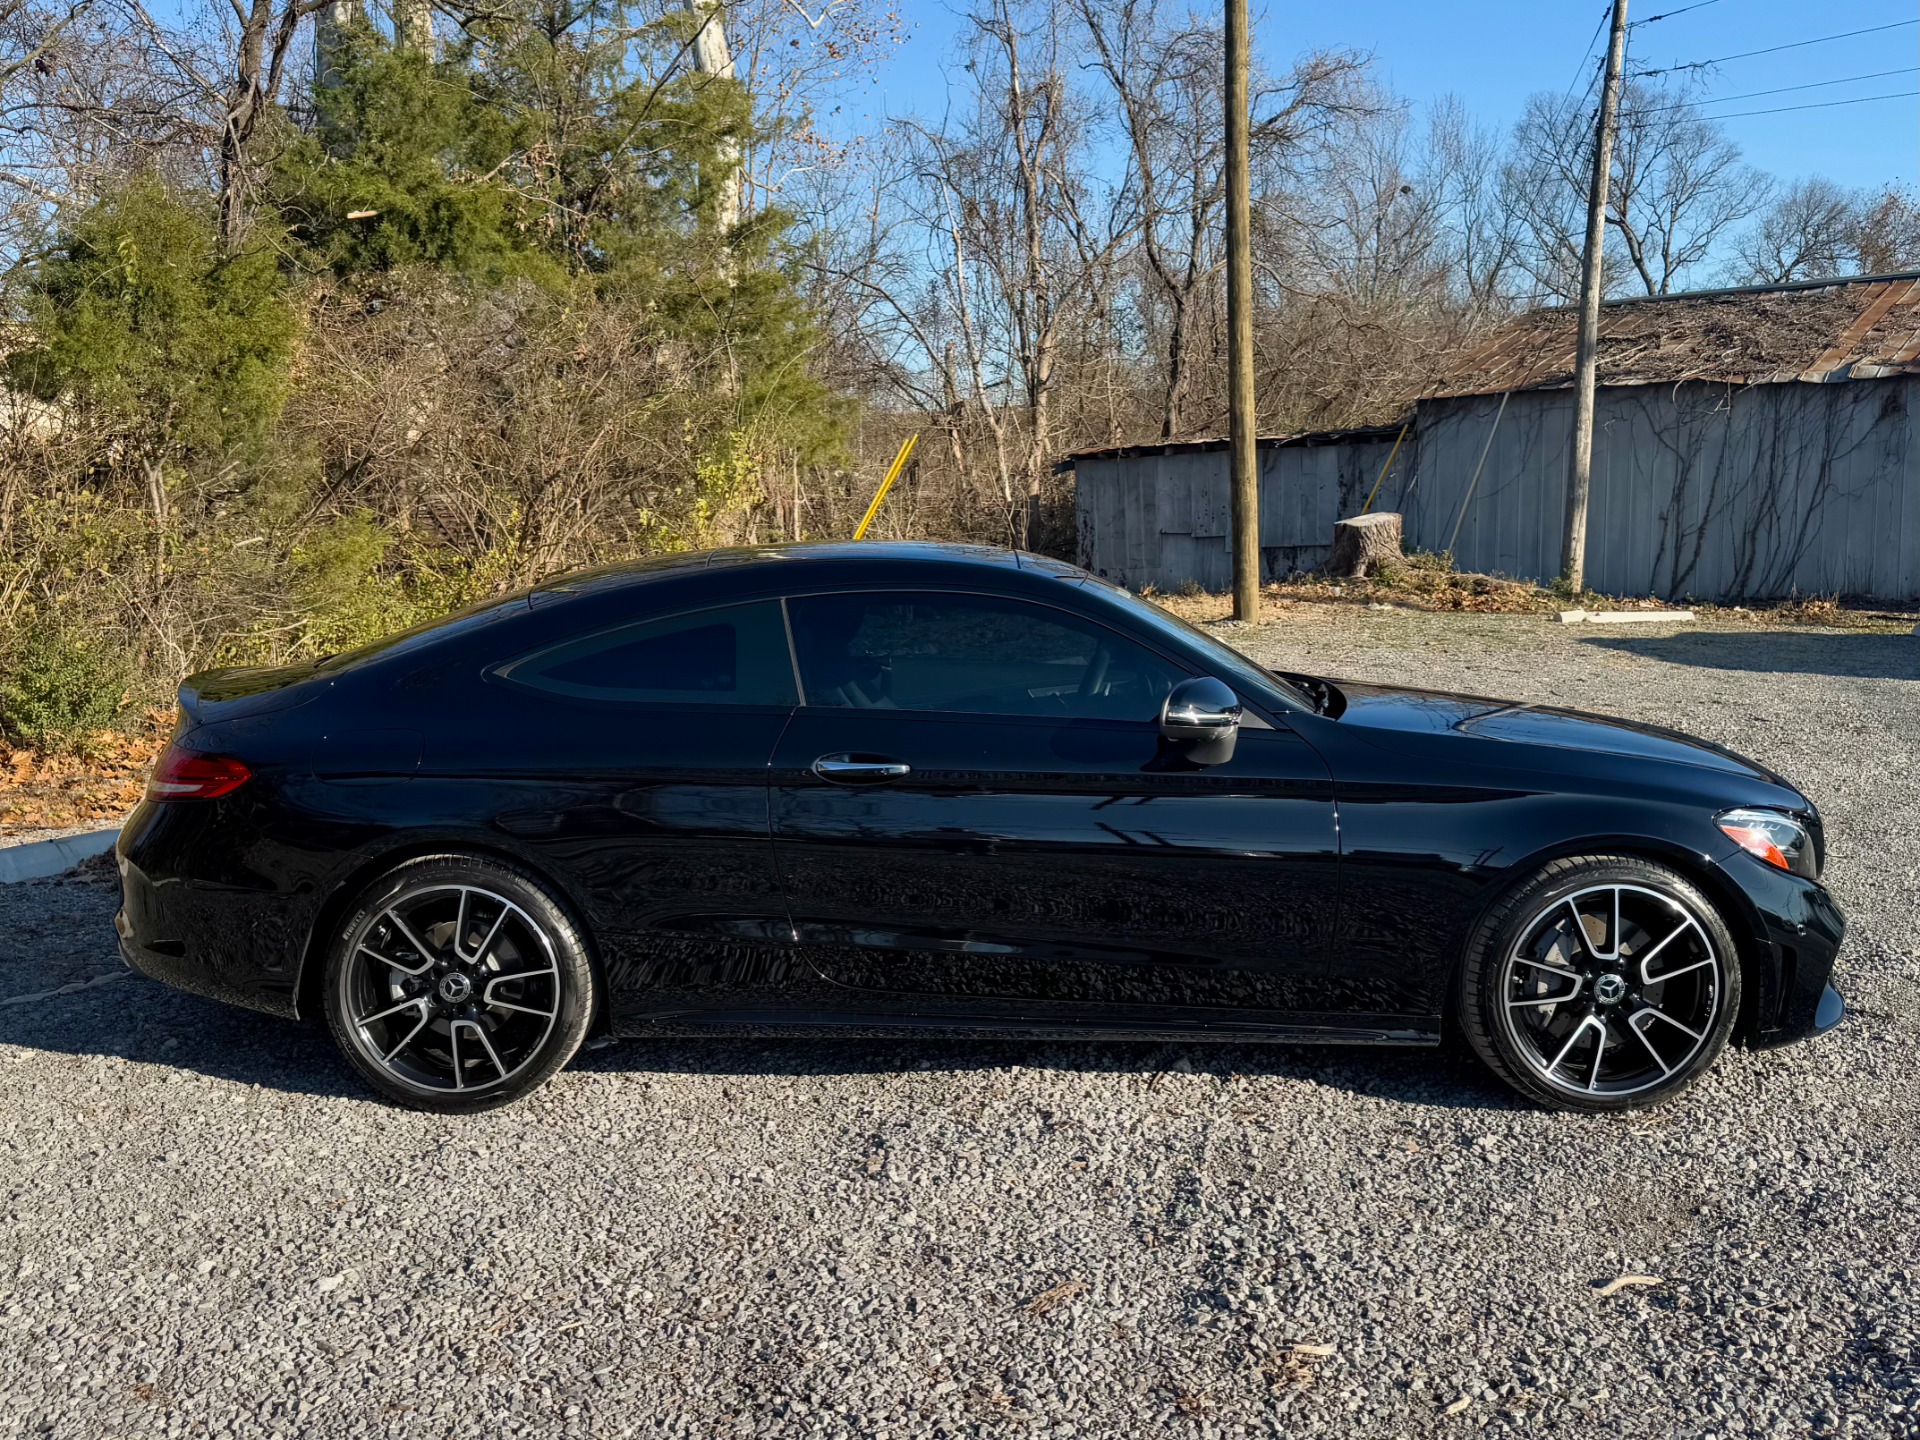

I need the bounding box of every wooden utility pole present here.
[1224,0,1259,620]
[1560,0,1629,596]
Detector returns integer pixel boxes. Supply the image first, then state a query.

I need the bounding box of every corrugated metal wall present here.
[1075,376,1920,602]
[1075,435,1401,591]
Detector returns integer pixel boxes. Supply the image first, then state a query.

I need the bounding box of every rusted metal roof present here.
[1061,423,1401,468]
[1430,271,1920,399]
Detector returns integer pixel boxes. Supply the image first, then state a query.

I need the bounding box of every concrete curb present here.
[1557,608,1696,625]
[0,828,119,884]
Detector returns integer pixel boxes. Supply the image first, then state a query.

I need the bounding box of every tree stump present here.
[1326,511,1403,579]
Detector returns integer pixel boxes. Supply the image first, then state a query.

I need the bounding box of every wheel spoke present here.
[470,908,510,966]
[1561,900,1598,961]
[483,966,558,1002]
[1643,955,1712,988]
[455,888,473,959]
[383,909,441,973]
[449,1023,465,1090]
[1635,914,1700,985]
[1625,1012,1675,1077]
[486,998,556,1020]
[1586,1018,1608,1091]
[1514,955,1584,985]
[1545,1014,1602,1076]
[359,941,433,978]
[358,994,429,1026]
[1509,993,1577,1010]
[383,1010,431,1063]
[1635,1006,1705,1043]
[461,1019,509,1079]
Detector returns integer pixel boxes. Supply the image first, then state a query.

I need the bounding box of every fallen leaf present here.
[1443,1396,1471,1416]
[1596,1274,1663,1297]
[1022,1279,1086,1316]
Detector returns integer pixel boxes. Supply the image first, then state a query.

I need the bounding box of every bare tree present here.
[1853,186,1920,275]
[896,0,1124,545]
[0,0,217,265]
[1074,0,1364,439]
[1731,177,1862,284]
[1606,81,1767,294]
[1424,96,1519,318]
[1504,82,1767,301]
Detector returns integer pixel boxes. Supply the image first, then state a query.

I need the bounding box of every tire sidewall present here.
[322,854,596,1113]
[1458,856,1742,1113]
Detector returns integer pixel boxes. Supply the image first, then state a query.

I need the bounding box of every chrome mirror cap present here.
[1161,677,1242,763]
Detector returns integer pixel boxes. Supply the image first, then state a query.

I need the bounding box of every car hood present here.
[1324,679,1792,787]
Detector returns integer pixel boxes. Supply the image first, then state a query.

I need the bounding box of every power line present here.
[1564,5,1613,101]
[1639,66,1920,112]
[1634,18,1920,76]
[1632,0,1722,26]
[1706,88,1918,120]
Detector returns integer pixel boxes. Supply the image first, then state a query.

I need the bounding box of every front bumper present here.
[1713,849,1847,1049]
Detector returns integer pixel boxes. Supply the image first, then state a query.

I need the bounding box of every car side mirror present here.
[1159,676,1241,765]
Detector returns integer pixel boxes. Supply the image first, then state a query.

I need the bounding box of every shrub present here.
[0,622,135,754]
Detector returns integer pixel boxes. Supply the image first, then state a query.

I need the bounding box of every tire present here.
[1457,855,1742,1113]
[321,854,596,1113]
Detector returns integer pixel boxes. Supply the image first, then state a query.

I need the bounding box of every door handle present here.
[812,754,912,784]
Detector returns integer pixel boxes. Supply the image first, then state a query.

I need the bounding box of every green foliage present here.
[8,178,298,463]
[279,512,523,658]
[272,37,557,285]
[0,621,133,754]
[3,2,854,754]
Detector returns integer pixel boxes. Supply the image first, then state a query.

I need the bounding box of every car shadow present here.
[572,1031,1518,1112]
[0,975,368,1101]
[1579,628,1917,680]
[2,971,1519,1113]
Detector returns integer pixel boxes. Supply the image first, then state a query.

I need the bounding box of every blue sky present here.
[831,0,1919,194]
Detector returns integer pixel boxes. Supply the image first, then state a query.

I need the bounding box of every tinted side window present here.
[787,592,1181,721]
[496,600,797,706]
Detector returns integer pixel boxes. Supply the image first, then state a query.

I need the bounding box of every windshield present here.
[1076,578,1316,713]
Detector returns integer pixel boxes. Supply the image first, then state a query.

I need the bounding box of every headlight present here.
[1717,808,1816,879]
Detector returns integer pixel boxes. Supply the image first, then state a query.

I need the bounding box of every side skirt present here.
[611,1008,1441,1046]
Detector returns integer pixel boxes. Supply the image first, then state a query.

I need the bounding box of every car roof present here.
[528,541,1046,604]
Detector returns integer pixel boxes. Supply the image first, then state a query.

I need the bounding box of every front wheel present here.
[322,855,596,1113]
[1458,856,1742,1112]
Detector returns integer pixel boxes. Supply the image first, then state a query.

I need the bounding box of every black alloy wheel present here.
[322,855,596,1112]
[1458,855,1742,1112]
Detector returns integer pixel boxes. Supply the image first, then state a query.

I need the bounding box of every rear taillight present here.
[146,747,252,801]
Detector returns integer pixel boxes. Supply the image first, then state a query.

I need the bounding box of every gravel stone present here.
[0,609,1914,1438]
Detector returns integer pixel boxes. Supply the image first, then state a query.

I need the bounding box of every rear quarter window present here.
[491,599,798,707]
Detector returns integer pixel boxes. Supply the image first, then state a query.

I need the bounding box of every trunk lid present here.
[177,660,332,730]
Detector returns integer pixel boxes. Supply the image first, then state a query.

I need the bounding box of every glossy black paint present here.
[117,542,1845,1054]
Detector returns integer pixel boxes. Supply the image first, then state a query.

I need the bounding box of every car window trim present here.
[777,596,808,706]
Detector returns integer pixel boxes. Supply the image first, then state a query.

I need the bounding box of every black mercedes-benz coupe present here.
[117,542,1844,1113]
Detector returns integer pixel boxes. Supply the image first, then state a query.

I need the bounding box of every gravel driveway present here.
[2,608,1915,1439]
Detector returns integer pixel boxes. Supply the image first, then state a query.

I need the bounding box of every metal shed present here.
[1070,272,1920,602]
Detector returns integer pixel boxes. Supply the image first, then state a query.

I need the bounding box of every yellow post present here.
[853,434,918,540]
[1360,422,1410,515]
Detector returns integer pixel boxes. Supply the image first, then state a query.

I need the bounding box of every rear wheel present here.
[1458,856,1741,1112]
[322,855,595,1113]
